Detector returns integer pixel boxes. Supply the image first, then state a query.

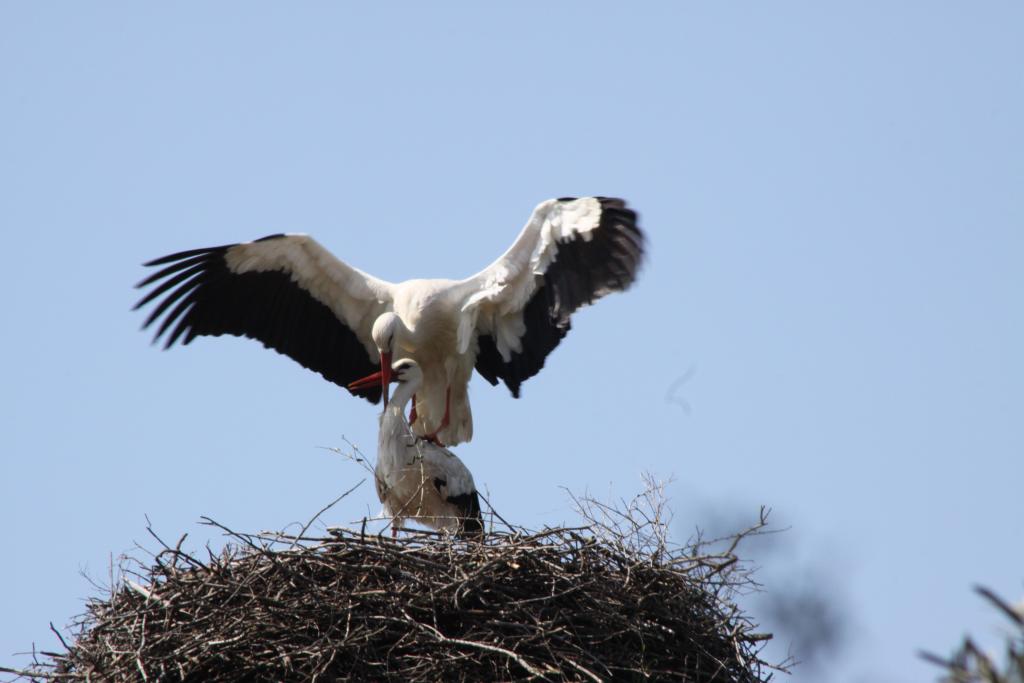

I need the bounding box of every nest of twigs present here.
[5,485,775,682]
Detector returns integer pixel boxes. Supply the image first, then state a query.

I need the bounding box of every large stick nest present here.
[6,490,775,682]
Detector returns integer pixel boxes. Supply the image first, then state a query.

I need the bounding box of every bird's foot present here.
[418,431,444,447]
[420,391,451,446]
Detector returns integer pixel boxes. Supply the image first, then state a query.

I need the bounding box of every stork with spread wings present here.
[136,197,644,446]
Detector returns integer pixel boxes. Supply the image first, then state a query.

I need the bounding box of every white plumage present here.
[375,359,482,537]
[136,197,644,445]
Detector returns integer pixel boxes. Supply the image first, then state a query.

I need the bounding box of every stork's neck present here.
[387,380,418,417]
[379,380,417,451]
[395,313,414,338]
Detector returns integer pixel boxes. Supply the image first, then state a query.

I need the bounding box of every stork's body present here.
[385,281,474,444]
[136,197,644,445]
[376,359,482,536]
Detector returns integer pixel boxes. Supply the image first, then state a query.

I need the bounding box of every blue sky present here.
[1,3,1021,681]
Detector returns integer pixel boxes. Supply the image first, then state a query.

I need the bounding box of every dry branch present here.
[920,585,1024,683]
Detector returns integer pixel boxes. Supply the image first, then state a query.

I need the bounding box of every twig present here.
[288,479,365,551]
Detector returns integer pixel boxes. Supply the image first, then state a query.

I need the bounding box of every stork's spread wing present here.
[460,197,644,397]
[134,234,394,402]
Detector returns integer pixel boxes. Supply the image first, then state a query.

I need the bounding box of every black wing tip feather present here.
[139,234,286,269]
[559,196,645,291]
[448,490,484,537]
[133,235,291,338]
[432,479,483,537]
[141,245,223,268]
[133,247,230,340]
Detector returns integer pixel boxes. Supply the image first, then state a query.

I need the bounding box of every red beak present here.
[347,351,393,406]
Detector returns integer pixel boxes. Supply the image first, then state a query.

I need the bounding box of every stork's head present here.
[348,312,403,406]
[386,358,423,410]
[390,358,423,392]
[373,313,402,399]
[371,312,400,358]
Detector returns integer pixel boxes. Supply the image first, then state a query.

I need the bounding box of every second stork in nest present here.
[376,358,482,537]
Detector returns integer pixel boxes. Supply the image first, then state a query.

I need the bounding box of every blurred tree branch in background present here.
[921,585,1024,683]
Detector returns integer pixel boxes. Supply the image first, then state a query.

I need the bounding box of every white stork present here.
[135,196,644,445]
[375,358,482,537]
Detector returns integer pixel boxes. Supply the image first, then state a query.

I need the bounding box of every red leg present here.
[441,387,451,431]
[422,387,451,446]
[408,394,418,425]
